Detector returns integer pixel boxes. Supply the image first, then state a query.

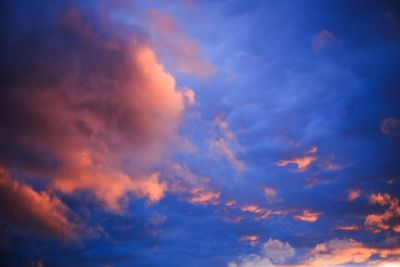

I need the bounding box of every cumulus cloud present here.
[228,238,294,267]
[0,166,78,241]
[0,0,197,238]
[263,238,295,263]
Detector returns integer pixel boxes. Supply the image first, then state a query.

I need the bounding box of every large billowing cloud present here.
[0,0,191,236]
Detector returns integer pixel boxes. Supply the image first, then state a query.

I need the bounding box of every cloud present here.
[335,225,360,231]
[365,193,400,233]
[347,189,362,202]
[239,235,259,247]
[228,255,275,267]
[277,147,317,172]
[0,3,191,215]
[302,238,400,267]
[381,117,400,137]
[228,238,294,267]
[311,30,338,50]
[168,163,220,205]
[264,187,278,200]
[0,166,78,241]
[293,210,320,223]
[148,9,215,77]
[209,117,246,172]
[240,204,289,221]
[263,238,295,263]
[182,87,196,106]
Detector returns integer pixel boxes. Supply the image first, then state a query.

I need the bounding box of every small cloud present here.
[264,187,278,200]
[308,146,318,153]
[241,204,263,214]
[293,209,320,222]
[347,189,362,202]
[225,199,237,207]
[277,156,316,172]
[181,87,196,106]
[335,225,360,231]
[381,117,400,137]
[311,30,338,50]
[239,235,259,247]
[188,187,220,205]
[209,117,246,172]
[147,212,167,226]
[277,146,318,172]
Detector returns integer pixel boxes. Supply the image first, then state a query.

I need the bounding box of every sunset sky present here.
[1,1,400,266]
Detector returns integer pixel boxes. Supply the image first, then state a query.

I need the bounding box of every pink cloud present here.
[347,189,362,202]
[365,193,400,233]
[293,209,320,223]
[0,166,79,241]
[0,5,195,224]
[239,235,259,247]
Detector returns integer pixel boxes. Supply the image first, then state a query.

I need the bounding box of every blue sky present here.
[0,1,400,266]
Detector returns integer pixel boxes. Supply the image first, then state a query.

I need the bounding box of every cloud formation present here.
[228,238,294,267]
[0,166,78,241]
[0,1,195,238]
[365,193,400,233]
[293,210,320,223]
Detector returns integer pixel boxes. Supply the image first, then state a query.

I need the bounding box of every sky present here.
[1,0,400,266]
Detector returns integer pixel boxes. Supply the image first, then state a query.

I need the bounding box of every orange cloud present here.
[188,187,220,205]
[264,187,278,199]
[365,193,400,233]
[302,239,400,267]
[293,210,320,222]
[0,167,78,241]
[277,146,318,172]
[241,204,264,214]
[347,189,362,202]
[335,225,360,231]
[277,156,316,171]
[239,235,259,246]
